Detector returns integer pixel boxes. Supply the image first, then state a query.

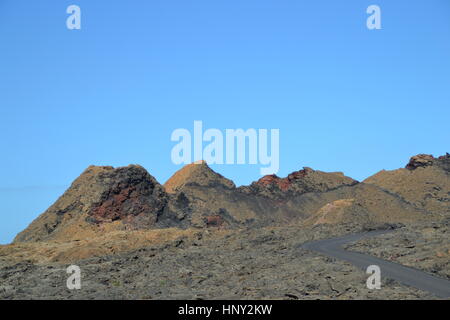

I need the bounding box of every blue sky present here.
[0,0,449,244]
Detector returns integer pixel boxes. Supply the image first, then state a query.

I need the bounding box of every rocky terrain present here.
[347,217,450,281]
[0,153,448,299]
[0,224,436,300]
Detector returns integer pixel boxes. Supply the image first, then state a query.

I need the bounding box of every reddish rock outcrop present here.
[248,167,358,198]
[255,168,312,191]
[204,215,225,228]
[86,165,167,227]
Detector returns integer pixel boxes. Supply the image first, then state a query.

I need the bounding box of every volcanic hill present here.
[364,153,450,217]
[14,153,448,245]
[1,153,448,300]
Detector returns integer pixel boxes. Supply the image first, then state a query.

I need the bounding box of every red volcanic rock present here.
[255,167,314,191]
[256,174,292,191]
[87,165,167,227]
[249,167,357,198]
[256,175,288,191]
[204,215,225,227]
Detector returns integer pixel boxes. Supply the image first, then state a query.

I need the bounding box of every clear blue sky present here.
[1,0,449,244]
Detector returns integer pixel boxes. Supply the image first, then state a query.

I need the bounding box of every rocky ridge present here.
[15,154,449,244]
[1,153,448,300]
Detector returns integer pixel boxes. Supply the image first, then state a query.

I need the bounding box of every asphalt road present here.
[300,230,450,299]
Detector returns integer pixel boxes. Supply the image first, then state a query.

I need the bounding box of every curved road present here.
[300,230,450,298]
